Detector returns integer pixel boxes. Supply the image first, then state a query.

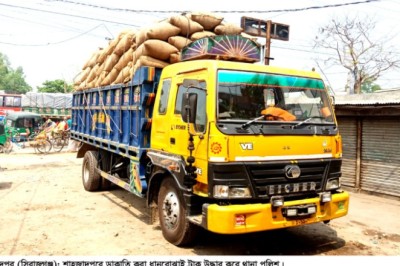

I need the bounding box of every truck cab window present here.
[158,79,171,115]
[175,81,207,132]
[217,70,334,124]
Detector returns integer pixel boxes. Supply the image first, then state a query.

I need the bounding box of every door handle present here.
[170,137,175,144]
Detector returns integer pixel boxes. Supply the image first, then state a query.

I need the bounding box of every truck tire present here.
[99,150,112,190]
[158,177,198,246]
[82,150,101,191]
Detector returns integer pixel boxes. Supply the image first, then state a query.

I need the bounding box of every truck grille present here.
[208,160,341,199]
[248,161,328,197]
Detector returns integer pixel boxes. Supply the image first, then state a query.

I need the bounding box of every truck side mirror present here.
[181,92,198,124]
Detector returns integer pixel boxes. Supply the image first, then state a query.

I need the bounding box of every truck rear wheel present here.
[99,150,112,190]
[82,150,101,191]
[158,177,198,246]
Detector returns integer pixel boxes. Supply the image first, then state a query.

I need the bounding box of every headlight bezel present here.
[325,177,341,190]
[213,185,252,199]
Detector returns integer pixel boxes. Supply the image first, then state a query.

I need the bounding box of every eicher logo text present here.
[267,182,317,195]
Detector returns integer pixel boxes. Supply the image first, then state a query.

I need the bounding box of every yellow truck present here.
[71,35,349,246]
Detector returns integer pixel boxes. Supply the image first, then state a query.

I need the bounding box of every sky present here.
[0,0,399,94]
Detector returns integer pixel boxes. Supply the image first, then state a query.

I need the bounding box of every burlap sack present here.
[87,77,97,89]
[114,62,133,84]
[214,23,243,35]
[169,15,204,36]
[96,38,120,64]
[101,68,119,86]
[169,53,181,64]
[114,47,134,71]
[74,67,91,85]
[76,82,84,91]
[127,66,135,83]
[191,31,216,41]
[168,36,192,50]
[134,56,170,70]
[85,64,100,83]
[135,40,178,61]
[136,28,148,47]
[95,61,106,77]
[114,31,136,56]
[96,71,108,87]
[103,53,121,72]
[191,12,223,31]
[82,50,101,69]
[147,21,181,41]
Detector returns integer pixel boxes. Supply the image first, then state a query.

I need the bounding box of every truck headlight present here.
[326,178,340,190]
[213,185,251,199]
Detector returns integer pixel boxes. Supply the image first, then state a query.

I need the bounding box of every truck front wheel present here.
[82,150,101,191]
[158,177,198,246]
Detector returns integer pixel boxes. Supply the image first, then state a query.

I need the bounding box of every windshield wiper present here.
[291,116,325,129]
[241,115,265,129]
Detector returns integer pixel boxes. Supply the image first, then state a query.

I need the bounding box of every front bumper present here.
[201,191,349,234]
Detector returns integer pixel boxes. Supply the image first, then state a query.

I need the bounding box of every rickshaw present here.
[4,111,42,142]
[2,111,54,153]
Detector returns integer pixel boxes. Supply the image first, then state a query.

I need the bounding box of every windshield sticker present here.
[218,70,324,90]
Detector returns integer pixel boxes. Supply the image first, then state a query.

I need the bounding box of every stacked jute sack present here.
[74,12,253,91]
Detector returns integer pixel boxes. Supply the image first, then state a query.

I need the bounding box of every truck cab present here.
[148,59,348,244]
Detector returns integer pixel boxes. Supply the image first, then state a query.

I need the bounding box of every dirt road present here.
[0,146,399,256]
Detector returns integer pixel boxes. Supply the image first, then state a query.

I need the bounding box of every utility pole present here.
[265,20,272,65]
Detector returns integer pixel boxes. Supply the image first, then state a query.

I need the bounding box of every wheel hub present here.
[83,162,90,183]
[162,192,180,229]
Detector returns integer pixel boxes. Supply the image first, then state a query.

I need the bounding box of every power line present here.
[51,0,381,13]
[0,10,103,39]
[0,24,107,46]
[0,3,140,27]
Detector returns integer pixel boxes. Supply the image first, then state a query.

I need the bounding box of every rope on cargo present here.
[96,87,122,134]
[82,92,94,130]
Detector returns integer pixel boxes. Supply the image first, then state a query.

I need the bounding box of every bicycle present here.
[50,129,70,152]
[31,132,52,154]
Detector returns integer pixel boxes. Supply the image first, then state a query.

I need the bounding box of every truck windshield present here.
[217,70,334,125]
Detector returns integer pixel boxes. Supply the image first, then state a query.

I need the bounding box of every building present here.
[334,89,400,199]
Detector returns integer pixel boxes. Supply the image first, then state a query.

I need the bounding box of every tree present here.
[0,52,32,94]
[361,78,381,93]
[314,16,400,94]
[37,79,73,93]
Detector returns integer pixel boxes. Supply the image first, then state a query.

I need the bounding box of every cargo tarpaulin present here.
[22,92,72,109]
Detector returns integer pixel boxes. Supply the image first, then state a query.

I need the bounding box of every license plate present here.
[293,218,309,226]
[283,204,317,218]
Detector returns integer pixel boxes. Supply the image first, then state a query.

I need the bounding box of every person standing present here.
[66,116,72,130]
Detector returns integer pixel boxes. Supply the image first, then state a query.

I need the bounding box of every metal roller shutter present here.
[361,118,400,197]
[337,118,357,187]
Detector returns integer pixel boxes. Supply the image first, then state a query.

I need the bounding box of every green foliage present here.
[361,79,381,93]
[0,52,32,94]
[37,79,73,93]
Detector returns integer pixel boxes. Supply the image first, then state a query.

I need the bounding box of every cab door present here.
[168,74,209,184]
